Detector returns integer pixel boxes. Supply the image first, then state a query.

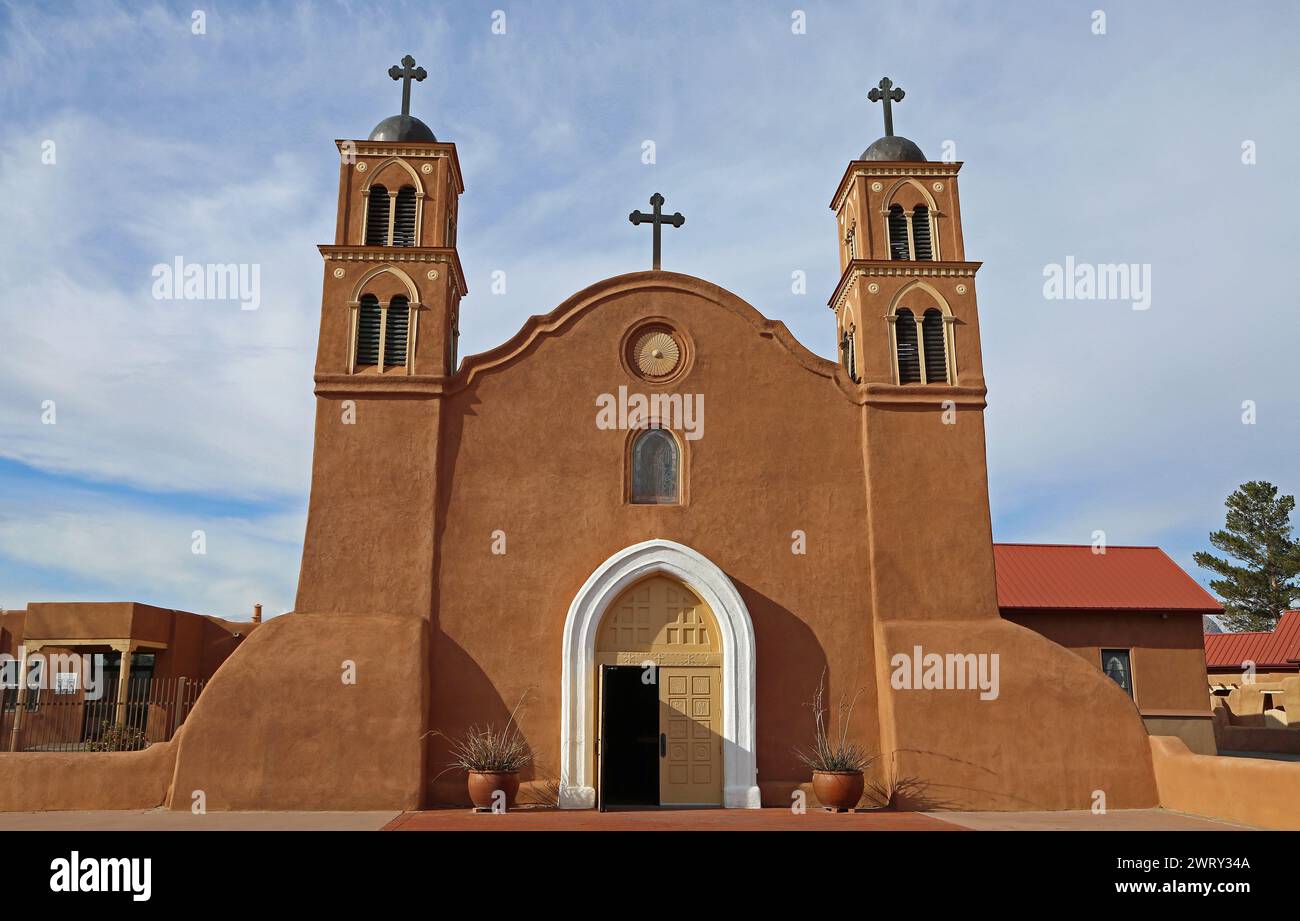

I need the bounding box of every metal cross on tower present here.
[388,54,428,117]
[629,193,685,271]
[867,76,905,137]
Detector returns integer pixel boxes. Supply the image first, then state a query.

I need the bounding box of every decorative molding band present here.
[356,146,447,159]
[334,140,465,193]
[862,382,987,408]
[321,248,455,263]
[858,263,980,277]
[314,373,447,397]
[831,162,963,211]
[828,261,982,312]
[319,246,467,296]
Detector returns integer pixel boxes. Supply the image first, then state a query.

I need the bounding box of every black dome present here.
[860,135,926,162]
[368,114,437,142]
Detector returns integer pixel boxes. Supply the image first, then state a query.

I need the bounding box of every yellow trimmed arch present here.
[361,156,425,194]
[349,265,420,304]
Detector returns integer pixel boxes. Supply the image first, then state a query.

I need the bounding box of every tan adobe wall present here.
[0,742,176,811]
[1150,735,1300,829]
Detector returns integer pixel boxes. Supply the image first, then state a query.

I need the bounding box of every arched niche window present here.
[888,205,910,261]
[630,428,679,505]
[894,308,921,384]
[912,206,933,260]
[365,185,390,246]
[393,186,418,246]
[922,308,948,384]
[384,296,410,367]
[355,295,382,366]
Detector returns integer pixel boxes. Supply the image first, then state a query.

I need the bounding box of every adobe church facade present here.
[256,67,1159,811]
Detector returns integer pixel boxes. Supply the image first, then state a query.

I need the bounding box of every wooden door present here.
[658,666,722,805]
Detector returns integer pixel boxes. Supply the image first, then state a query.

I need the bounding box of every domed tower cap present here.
[860,135,926,162]
[369,114,437,142]
[370,54,436,142]
[861,76,926,162]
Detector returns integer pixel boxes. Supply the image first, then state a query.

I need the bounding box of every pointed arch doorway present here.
[559,539,760,809]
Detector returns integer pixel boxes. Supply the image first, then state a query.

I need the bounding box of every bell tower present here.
[316,54,467,381]
[296,55,465,619]
[828,76,999,622]
[829,76,984,394]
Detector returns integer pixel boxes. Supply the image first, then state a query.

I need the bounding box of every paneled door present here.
[658,666,722,805]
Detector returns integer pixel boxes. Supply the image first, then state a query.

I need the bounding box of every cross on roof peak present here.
[867,76,905,137]
[629,193,685,271]
[388,54,428,117]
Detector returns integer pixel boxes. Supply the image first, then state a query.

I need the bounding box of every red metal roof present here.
[1204,611,1300,670]
[992,543,1223,612]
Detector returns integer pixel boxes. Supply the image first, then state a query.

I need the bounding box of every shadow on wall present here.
[731,578,838,792]
[425,631,525,805]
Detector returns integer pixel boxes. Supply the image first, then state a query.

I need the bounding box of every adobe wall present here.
[862,405,1159,810]
[23,602,136,639]
[1143,715,1217,757]
[1005,608,1216,754]
[167,610,428,811]
[426,275,880,804]
[0,742,176,811]
[1003,609,1211,713]
[415,273,1159,809]
[296,396,443,620]
[1150,735,1300,829]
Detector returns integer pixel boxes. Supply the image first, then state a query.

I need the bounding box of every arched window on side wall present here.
[365,185,390,246]
[888,205,910,260]
[630,428,679,504]
[384,296,410,366]
[355,295,382,366]
[922,308,948,384]
[894,308,921,384]
[393,186,418,246]
[912,205,933,260]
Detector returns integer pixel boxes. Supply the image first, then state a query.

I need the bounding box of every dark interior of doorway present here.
[600,665,659,809]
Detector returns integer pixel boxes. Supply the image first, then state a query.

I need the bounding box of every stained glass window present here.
[630,429,679,504]
[1101,649,1133,698]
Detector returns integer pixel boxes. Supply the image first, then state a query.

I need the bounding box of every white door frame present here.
[558,538,760,809]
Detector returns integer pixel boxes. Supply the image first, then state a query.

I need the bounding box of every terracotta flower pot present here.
[812,770,865,810]
[467,771,520,810]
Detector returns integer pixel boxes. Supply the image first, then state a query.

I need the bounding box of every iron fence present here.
[0,676,206,753]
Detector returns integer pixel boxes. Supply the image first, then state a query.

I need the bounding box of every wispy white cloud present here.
[0,483,303,619]
[0,0,1297,616]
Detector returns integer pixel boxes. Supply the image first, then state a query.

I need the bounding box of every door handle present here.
[660,733,667,757]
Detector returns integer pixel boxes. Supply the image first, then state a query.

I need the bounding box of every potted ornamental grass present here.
[794,672,876,811]
[433,693,533,810]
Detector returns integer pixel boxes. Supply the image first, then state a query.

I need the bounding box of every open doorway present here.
[598,665,658,809]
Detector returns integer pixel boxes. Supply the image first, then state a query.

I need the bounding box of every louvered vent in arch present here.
[384,297,410,366]
[888,205,910,260]
[393,187,418,247]
[912,206,933,260]
[365,186,390,246]
[922,308,948,384]
[355,295,382,366]
[894,308,921,383]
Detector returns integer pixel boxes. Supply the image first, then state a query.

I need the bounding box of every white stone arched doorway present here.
[558,539,759,809]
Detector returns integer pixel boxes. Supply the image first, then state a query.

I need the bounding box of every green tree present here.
[1194,481,1300,632]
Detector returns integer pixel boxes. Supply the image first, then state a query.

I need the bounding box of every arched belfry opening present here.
[560,539,759,810]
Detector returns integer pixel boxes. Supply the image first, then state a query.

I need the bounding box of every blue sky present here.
[1,0,1297,619]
